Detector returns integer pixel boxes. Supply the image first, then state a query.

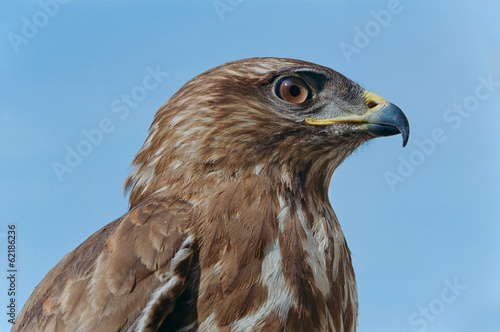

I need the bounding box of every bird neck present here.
[189,163,358,331]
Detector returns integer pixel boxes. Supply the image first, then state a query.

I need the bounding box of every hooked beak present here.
[305,91,410,147]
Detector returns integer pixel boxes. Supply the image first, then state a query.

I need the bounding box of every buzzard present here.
[14,58,409,332]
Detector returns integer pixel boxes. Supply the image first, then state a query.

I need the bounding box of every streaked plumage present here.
[14,58,409,332]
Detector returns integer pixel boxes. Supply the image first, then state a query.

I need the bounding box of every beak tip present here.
[402,127,409,148]
[365,102,410,148]
[402,137,408,148]
[402,122,410,148]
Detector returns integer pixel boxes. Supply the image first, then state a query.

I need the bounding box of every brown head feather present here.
[124,58,368,209]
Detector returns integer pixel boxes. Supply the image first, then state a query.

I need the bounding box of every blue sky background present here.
[1,1,499,331]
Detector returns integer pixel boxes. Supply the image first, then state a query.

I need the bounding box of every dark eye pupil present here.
[275,76,311,104]
[289,85,301,97]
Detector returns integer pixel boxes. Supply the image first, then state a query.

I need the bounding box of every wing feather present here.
[13,197,196,332]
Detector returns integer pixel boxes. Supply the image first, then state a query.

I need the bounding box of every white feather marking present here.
[147,155,162,168]
[198,313,217,332]
[180,126,204,138]
[169,236,194,272]
[296,204,330,297]
[134,236,194,331]
[245,65,274,75]
[135,166,155,194]
[252,164,264,175]
[152,144,167,157]
[134,276,180,331]
[126,167,139,183]
[312,217,329,254]
[170,160,182,170]
[221,69,242,76]
[177,321,197,332]
[170,115,184,127]
[151,186,171,196]
[277,196,288,233]
[213,261,222,276]
[231,239,294,331]
[87,254,107,312]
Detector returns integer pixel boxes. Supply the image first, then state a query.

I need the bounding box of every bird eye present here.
[275,77,311,104]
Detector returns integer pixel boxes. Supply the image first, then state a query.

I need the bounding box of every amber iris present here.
[276,77,311,104]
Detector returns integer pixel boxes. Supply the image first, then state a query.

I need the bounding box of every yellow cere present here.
[362,90,387,112]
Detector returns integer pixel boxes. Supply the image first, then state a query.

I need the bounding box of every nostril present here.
[367,101,378,109]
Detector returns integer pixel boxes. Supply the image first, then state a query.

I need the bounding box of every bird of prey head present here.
[14,58,408,332]
[125,57,408,208]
